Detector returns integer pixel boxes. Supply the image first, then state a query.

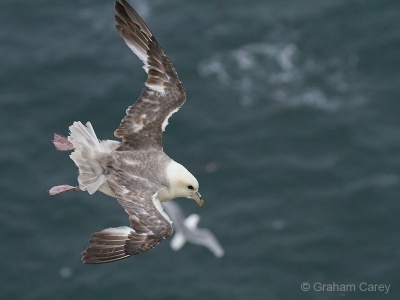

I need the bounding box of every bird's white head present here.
[161,161,203,206]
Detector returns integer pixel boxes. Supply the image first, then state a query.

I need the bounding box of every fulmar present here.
[49,0,204,264]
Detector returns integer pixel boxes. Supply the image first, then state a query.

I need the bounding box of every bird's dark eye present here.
[188,185,194,190]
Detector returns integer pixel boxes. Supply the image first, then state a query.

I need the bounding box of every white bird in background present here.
[162,201,225,258]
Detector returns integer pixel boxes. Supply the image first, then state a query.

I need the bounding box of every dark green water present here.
[1,0,400,299]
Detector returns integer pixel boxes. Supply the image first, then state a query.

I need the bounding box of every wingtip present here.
[114,0,124,15]
[114,0,122,9]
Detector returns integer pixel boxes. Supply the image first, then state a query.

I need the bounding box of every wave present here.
[198,41,364,112]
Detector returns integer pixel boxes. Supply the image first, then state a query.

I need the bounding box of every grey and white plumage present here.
[162,202,225,258]
[50,0,204,264]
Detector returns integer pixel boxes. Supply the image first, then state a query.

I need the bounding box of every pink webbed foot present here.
[49,185,79,196]
[52,133,74,151]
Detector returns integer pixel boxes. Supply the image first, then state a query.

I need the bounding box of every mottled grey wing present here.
[81,168,173,264]
[114,0,186,150]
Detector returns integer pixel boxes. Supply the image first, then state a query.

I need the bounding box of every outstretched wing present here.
[163,201,225,258]
[114,0,186,150]
[82,168,173,264]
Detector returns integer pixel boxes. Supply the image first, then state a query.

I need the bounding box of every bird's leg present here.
[49,185,80,196]
[52,133,74,151]
[49,134,78,195]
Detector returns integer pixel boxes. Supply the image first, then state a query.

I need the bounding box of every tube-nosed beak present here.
[193,191,204,206]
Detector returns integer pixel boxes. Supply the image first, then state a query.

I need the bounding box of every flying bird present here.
[50,0,204,264]
[162,202,224,258]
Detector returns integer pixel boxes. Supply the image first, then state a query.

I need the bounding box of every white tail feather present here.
[68,121,119,195]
